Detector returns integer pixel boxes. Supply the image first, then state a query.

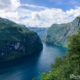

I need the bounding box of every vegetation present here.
[0,18,34,41]
[0,18,43,61]
[40,27,80,80]
[42,16,80,47]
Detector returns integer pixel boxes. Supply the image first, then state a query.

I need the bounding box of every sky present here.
[0,0,80,27]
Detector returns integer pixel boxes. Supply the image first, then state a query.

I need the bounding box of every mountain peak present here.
[42,16,80,47]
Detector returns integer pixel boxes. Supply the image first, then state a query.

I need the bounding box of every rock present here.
[0,18,43,62]
[42,16,80,47]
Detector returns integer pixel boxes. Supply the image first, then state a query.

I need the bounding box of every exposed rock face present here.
[42,16,80,47]
[0,18,43,61]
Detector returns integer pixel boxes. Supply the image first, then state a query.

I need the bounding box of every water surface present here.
[0,43,66,80]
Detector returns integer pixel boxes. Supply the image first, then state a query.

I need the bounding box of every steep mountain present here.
[28,27,47,37]
[41,23,80,80]
[0,18,43,62]
[42,16,80,47]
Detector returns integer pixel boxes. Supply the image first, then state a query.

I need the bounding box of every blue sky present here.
[20,0,80,10]
[0,0,80,27]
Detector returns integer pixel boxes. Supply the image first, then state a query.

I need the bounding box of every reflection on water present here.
[0,43,66,80]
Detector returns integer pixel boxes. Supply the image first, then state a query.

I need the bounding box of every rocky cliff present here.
[0,18,43,61]
[42,16,80,47]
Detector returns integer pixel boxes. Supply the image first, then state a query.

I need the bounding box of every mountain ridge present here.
[0,17,43,62]
[42,16,80,47]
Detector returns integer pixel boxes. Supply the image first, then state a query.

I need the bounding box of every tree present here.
[41,27,80,80]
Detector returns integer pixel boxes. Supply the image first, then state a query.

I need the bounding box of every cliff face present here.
[0,18,43,61]
[42,16,80,47]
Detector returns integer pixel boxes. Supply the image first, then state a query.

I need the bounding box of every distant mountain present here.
[42,16,80,47]
[0,18,43,62]
[28,27,47,37]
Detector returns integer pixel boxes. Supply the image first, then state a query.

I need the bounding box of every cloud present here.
[17,7,80,27]
[0,0,20,11]
[21,4,48,9]
[0,0,80,27]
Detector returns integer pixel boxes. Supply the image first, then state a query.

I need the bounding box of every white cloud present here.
[0,0,80,27]
[21,4,48,9]
[0,0,20,11]
[17,7,80,27]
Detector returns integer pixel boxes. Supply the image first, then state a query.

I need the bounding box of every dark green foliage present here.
[0,18,43,61]
[0,18,34,41]
[41,27,80,80]
[77,16,80,23]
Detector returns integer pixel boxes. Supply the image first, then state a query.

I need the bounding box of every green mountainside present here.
[41,26,80,80]
[42,16,80,47]
[0,18,43,61]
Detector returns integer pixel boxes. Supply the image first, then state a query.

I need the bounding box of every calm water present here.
[0,43,66,80]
